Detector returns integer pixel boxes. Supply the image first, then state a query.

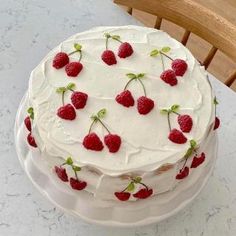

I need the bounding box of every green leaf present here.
[161,46,171,53]
[190,139,197,148]
[160,109,169,114]
[150,49,159,57]
[111,35,120,40]
[126,182,135,192]
[171,104,180,112]
[27,107,34,120]
[104,33,111,38]
[137,73,145,78]
[214,97,219,105]
[66,157,73,165]
[56,87,67,93]
[97,108,107,119]
[72,165,81,172]
[184,148,193,158]
[126,73,136,79]
[66,83,76,90]
[133,176,142,183]
[74,43,82,51]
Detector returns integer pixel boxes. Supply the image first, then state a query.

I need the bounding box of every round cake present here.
[24,25,219,205]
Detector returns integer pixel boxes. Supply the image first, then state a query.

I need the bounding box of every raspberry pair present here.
[83,109,121,153]
[101,33,133,65]
[116,73,155,115]
[161,104,193,144]
[56,83,88,120]
[54,157,87,191]
[150,47,188,86]
[24,107,37,148]
[52,43,83,77]
[176,140,206,179]
[115,177,153,201]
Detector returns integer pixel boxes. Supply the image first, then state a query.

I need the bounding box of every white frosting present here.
[29,25,215,177]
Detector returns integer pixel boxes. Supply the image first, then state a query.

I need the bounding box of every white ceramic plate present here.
[14,92,218,227]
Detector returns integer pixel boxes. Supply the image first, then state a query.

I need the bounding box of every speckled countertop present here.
[0,0,236,235]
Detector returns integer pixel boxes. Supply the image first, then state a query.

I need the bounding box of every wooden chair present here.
[114,0,236,88]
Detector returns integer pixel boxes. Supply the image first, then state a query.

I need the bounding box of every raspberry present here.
[52,52,69,69]
[69,178,87,190]
[54,166,68,182]
[83,132,104,151]
[101,50,117,65]
[160,69,178,86]
[65,62,83,77]
[171,59,188,76]
[133,188,153,199]
[178,114,193,133]
[168,129,187,144]
[114,192,131,201]
[57,104,76,120]
[176,166,189,179]
[213,116,220,130]
[118,42,133,58]
[27,133,37,147]
[71,91,88,109]
[116,90,135,107]
[137,96,154,115]
[24,116,31,131]
[191,152,205,168]
[104,134,121,153]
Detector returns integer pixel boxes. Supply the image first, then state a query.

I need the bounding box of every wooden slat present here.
[225,71,236,87]
[181,30,191,45]
[154,16,162,29]
[127,7,133,15]
[203,46,218,69]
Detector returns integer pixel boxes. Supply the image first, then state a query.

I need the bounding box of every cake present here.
[24,25,219,203]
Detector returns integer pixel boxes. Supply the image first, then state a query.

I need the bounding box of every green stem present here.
[62,91,65,106]
[181,158,188,171]
[139,182,149,190]
[137,78,147,97]
[160,52,165,71]
[69,50,82,61]
[113,38,123,44]
[88,118,97,134]
[105,36,109,50]
[167,112,171,132]
[172,111,180,116]
[97,118,111,134]
[74,169,78,180]
[124,77,136,91]
[160,51,173,61]
[121,181,133,192]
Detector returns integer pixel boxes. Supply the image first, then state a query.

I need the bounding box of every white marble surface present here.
[0,0,236,235]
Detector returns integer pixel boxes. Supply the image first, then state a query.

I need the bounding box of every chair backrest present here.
[114,0,236,87]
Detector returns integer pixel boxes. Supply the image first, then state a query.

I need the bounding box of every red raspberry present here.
[57,104,76,120]
[27,133,37,148]
[118,42,133,58]
[52,52,69,69]
[191,152,205,168]
[137,96,154,115]
[24,116,31,131]
[71,91,88,109]
[168,129,187,144]
[101,50,117,65]
[104,134,121,153]
[171,59,188,76]
[176,166,189,179]
[114,192,131,201]
[65,62,83,77]
[133,188,153,199]
[54,166,68,182]
[69,178,87,190]
[213,116,220,130]
[178,114,193,133]
[160,69,178,86]
[116,90,135,107]
[83,132,104,151]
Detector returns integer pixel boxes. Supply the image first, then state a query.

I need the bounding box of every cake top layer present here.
[29,25,214,176]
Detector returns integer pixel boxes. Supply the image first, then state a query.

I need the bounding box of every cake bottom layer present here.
[15,93,218,226]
